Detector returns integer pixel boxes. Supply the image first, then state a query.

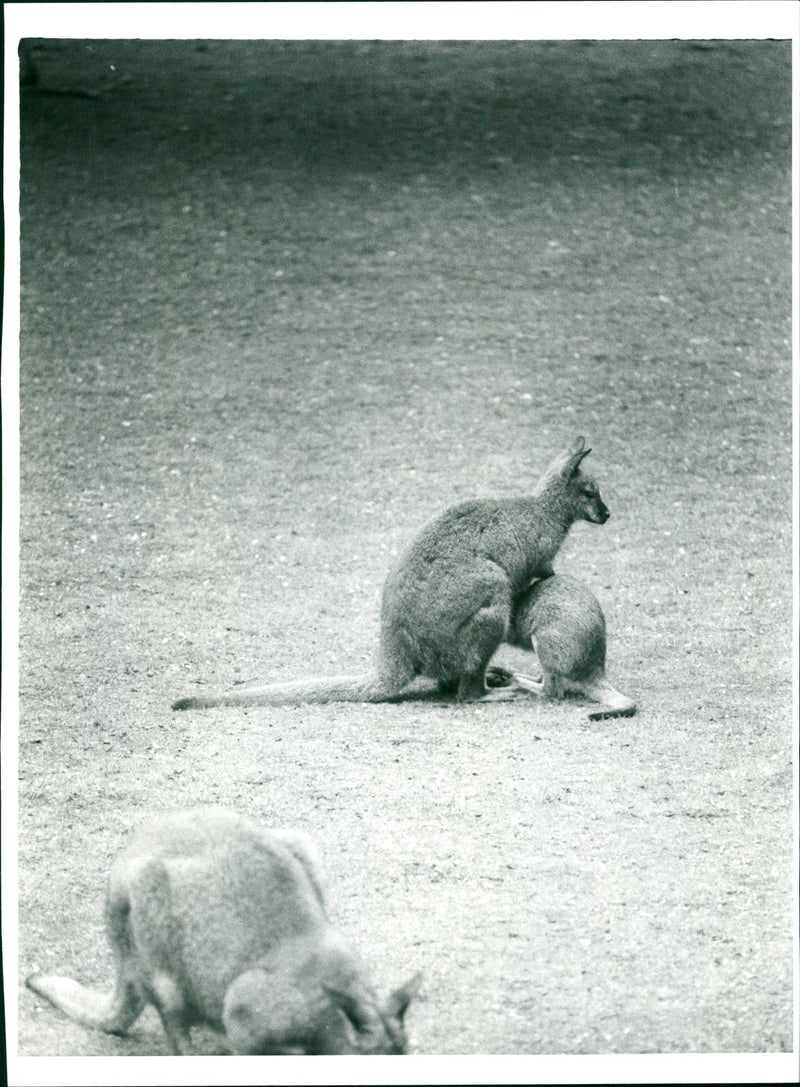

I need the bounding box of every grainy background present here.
[16,38,793,1056]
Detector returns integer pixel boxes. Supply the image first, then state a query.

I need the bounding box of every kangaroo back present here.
[26,807,421,1054]
[510,574,607,682]
[172,436,609,709]
[508,575,636,719]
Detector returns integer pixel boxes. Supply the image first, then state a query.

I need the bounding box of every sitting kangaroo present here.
[488,573,636,720]
[172,436,609,709]
[26,807,422,1055]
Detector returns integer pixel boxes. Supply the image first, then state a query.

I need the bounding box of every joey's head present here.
[537,436,609,525]
[324,972,423,1054]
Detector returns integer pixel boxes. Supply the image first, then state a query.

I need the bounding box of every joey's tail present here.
[172,672,404,710]
[26,973,143,1035]
[584,680,637,720]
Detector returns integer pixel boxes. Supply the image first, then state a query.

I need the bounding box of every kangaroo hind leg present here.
[124,858,192,1054]
[583,680,637,720]
[150,973,192,1054]
[452,589,519,701]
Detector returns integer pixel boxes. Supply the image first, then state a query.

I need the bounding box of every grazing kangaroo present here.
[172,436,609,709]
[488,573,636,720]
[26,807,422,1055]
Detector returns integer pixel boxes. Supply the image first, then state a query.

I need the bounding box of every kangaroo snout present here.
[583,495,609,524]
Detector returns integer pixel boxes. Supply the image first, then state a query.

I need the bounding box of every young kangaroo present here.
[26,807,422,1055]
[488,573,636,720]
[172,436,609,709]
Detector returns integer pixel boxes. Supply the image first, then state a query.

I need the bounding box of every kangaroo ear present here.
[545,436,591,481]
[570,448,592,474]
[323,984,378,1033]
[564,436,591,477]
[384,972,423,1022]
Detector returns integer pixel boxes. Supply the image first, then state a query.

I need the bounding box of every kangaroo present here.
[172,437,609,710]
[26,807,422,1055]
[487,573,636,720]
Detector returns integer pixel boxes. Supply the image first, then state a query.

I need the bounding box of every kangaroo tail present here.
[26,973,143,1035]
[172,672,402,710]
[584,680,637,720]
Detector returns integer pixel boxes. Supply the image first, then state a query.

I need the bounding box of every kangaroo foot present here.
[484,666,516,688]
[484,667,544,695]
[508,672,545,694]
[479,685,538,702]
[587,705,637,721]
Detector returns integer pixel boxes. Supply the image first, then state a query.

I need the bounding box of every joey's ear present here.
[323,984,378,1032]
[384,972,423,1021]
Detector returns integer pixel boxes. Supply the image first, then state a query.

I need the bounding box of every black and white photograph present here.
[3,3,798,1084]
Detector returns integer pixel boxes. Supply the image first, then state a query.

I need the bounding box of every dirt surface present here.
[15,39,793,1058]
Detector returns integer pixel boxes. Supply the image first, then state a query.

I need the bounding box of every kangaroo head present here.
[223,968,304,1054]
[223,967,422,1055]
[538,436,609,525]
[567,462,609,525]
[324,971,423,1054]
